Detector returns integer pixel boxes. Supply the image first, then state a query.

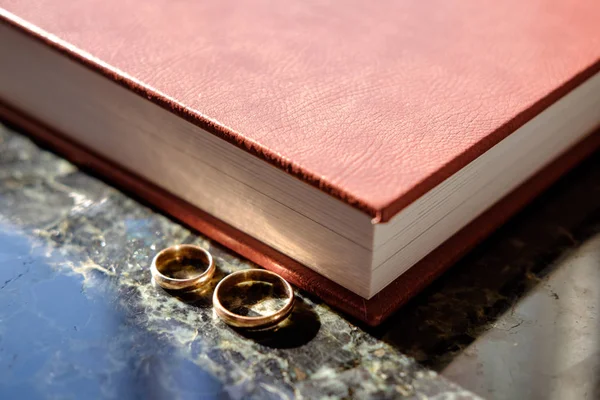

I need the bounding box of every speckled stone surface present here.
[369,134,600,398]
[3,123,600,400]
[0,124,476,399]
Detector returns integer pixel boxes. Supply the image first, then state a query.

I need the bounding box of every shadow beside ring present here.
[230,296,321,349]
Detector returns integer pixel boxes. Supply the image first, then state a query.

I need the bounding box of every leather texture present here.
[1,0,600,221]
[3,102,600,325]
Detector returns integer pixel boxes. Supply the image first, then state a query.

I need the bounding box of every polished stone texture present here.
[1,122,599,399]
[372,135,600,399]
[0,124,473,399]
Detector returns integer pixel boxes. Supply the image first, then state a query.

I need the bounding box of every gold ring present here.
[151,245,215,290]
[213,269,295,329]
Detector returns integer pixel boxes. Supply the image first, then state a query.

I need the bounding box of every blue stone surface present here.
[2,122,599,399]
[0,125,471,399]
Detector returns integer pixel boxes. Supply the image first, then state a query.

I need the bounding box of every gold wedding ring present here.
[151,245,215,290]
[213,269,295,329]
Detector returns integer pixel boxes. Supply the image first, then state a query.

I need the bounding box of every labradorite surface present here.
[2,122,600,400]
[0,125,474,399]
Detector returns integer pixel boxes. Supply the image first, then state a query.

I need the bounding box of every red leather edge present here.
[2,101,599,326]
[0,16,380,219]
[377,64,600,222]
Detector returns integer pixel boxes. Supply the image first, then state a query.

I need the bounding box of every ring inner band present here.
[213,269,294,329]
[152,245,214,290]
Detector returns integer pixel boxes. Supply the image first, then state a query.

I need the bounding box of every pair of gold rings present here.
[150,244,295,329]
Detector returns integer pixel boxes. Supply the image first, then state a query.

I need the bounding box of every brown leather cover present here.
[3,102,600,325]
[3,2,600,325]
[1,1,600,221]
